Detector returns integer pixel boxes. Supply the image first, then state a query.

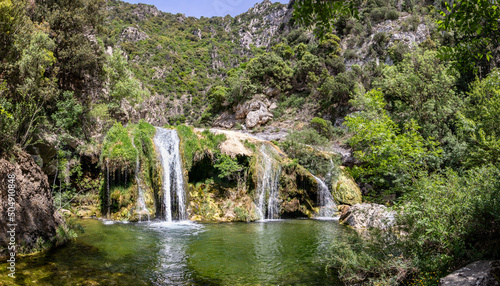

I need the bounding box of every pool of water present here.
[1,219,349,285]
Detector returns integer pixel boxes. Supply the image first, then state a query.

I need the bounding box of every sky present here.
[123,0,289,18]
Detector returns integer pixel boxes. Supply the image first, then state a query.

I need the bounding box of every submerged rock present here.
[339,203,395,230]
[440,260,500,286]
[0,150,64,257]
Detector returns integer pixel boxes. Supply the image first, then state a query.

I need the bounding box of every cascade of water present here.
[106,159,110,218]
[153,127,187,222]
[255,144,281,220]
[133,139,150,222]
[312,174,337,218]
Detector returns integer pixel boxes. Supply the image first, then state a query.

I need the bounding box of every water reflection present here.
[0,219,346,286]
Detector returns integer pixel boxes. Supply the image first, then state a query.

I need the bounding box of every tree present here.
[376,50,459,141]
[458,69,500,167]
[437,0,500,78]
[293,0,359,39]
[246,52,293,91]
[344,89,441,194]
[32,0,106,101]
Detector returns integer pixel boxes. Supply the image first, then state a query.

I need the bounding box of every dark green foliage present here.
[51,91,84,135]
[246,52,293,91]
[345,89,442,195]
[214,154,244,181]
[32,0,106,101]
[437,0,500,77]
[458,69,500,167]
[293,0,360,39]
[376,49,464,168]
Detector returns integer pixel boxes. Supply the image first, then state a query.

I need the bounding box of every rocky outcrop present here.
[0,150,63,257]
[119,26,149,43]
[339,203,395,230]
[332,167,362,205]
[132,3,160,21]
[236,0,291,49]
[341,14,431,68]
[440,261,500,286]
[140,94,187,127]
[234,94,276,128]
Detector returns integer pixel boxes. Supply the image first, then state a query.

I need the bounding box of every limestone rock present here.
[234,95,275,128]
[440,261,500,286]
[0,150,63,257]
[192,28,202,40]
[339,203,395,230]
[214,111,236,129]
[237,0,291,49]
[140,94,187,127]
[119,26,149,43]
[332,167,362,205]
[132,3,159,21]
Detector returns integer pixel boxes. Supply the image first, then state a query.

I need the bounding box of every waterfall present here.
[133,139,150,222]
[255,144,281,220]
[106,159,110,218]
[153,127,187,222]
[312,175,337,218]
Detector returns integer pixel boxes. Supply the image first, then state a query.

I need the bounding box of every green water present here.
[1,219,349,285]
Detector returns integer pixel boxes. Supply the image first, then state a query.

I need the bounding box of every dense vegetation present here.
[1,0,499,284]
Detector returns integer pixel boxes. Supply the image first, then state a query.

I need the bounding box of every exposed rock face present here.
[234,95,275,128]
[192,28,202,40]
[342,14,431,68]
[214,111,236,129]
[236,0,291,49]
[0,150,63,257]
[440,261,500,286]
[140,94,187,127]
[119,26,149,43]
[339,203,395,230]
[132,3,159,21]
[332,167,362,205]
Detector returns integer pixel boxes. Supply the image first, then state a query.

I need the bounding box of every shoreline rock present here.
[339,203,395,230]
[440,260,500,286]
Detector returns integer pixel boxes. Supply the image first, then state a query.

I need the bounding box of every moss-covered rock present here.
[279,160,318,218]
[332,167,362,205]
[99,121,158,221]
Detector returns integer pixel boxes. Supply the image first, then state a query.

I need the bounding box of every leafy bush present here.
[458,69,500,167]
[280,128,338,177]
[325,230,415,285]
[345,89,441,195]
[397,166,500,271]
[51,91,83,135]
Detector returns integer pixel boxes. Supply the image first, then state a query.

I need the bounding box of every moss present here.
[100,121,158,220]
[278,159,318,218]
[331,167,362,205]
[101,122,137,170]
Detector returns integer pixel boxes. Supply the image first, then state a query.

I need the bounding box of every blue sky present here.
[123,0,288,18]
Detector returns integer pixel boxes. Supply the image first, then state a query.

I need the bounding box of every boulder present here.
[0,150,63,257]
[234,95,275,128]
[339,203,395,230]
[440,261,500,286]
[214,111,236,129]
[332,167,362,205]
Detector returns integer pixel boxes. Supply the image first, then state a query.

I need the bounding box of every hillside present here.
[0,0,499,285]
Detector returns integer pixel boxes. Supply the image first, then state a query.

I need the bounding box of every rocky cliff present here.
[0,150,64,257]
